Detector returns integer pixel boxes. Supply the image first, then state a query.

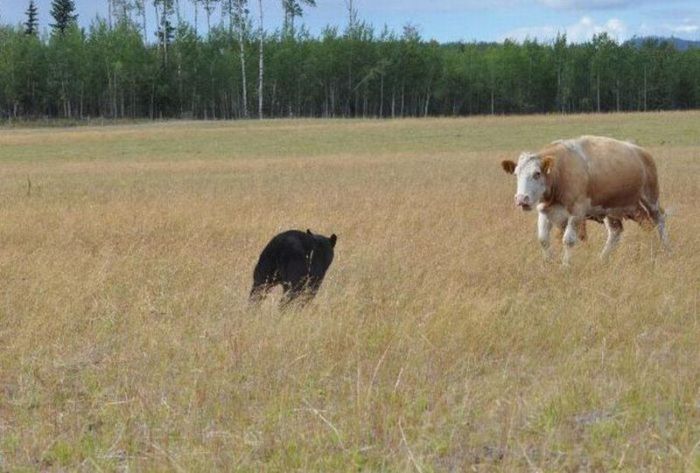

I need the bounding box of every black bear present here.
[250,229,337,306]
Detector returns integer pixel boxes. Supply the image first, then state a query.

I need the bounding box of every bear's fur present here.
[250,229,337,306]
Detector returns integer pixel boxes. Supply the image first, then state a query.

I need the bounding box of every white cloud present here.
[638,17,700,38]
[503,15,627,42]
[667,22,699,34]
[536,0,689,10]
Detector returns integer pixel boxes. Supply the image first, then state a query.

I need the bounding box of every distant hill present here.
[627,36,700,51]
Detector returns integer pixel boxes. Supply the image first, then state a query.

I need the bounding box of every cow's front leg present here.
[562,215,582,266]
[537,211,553,261]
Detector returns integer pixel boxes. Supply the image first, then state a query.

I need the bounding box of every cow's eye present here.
[533,172,541,180]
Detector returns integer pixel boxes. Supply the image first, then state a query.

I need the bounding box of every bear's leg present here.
[249,282,273,303]
[250,259,278,304]
[307,277,324,299]
[280,257,310,308]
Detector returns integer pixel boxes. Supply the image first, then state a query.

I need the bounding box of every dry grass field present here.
[0,112,698,471]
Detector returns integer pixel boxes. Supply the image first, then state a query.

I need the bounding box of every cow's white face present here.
[501,153,553,211]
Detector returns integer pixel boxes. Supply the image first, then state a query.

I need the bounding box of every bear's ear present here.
[306,229,313,235]
[329,234,337,248]
[501,160,516,174]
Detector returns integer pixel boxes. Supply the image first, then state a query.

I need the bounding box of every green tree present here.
[154,0,175,63]
[223,0,251,116]
[257,0,263,118]
[24,0,39,36]
[201,0,219,35]
[47,24,85,116]
[1,13,700,120]
[553,33,568,112]
[111,0,136,27]
[86,19,149,117]
[134,0,148,41]
[50,0,78,36]
[282,0,316,36]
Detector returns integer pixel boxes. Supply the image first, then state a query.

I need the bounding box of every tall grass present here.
[0,113,698,471]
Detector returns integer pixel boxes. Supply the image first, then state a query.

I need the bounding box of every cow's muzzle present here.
[515,194,532,211]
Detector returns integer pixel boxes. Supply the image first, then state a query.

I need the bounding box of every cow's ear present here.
[329,234,337,248]
[306,229,313,235]
[541,156,555,175]
[501,160,516,174]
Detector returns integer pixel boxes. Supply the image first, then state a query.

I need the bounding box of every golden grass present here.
[0,113,698,471]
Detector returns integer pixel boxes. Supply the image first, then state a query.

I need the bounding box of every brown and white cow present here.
[501,135,669,265]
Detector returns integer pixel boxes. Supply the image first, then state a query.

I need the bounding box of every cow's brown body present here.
[541,136,662,224]
[502,135,669,264]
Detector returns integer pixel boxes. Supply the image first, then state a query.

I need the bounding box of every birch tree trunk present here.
[257,0,264,119]
[206,2,211,36]
[194,0,199,36]
[236,1,248,117]
[643,65,647,112]
[139,0,147,43]
[379,73,384,118]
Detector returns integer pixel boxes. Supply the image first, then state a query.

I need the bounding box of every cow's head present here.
[501,153,554,211]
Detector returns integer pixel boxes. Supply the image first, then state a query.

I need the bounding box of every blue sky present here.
[1,0,699,43]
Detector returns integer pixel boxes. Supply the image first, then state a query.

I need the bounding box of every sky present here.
[1,0,699,44]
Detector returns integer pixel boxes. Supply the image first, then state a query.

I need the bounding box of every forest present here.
[1,0,699,120]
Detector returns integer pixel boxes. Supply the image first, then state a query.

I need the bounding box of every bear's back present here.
[259,230,316,266]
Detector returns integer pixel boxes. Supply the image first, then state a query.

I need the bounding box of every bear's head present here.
[305,229,336,274]
[307,229,337,249]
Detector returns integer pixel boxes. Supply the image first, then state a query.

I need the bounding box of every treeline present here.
[1,6,699,119]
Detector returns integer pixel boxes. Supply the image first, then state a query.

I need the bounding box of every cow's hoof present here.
[563,234,577,248]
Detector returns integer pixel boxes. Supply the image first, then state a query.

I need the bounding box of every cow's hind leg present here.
[601,216,623,260]
[641,198,671,251]
[652,208,670,251]
[656,213,670,251]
